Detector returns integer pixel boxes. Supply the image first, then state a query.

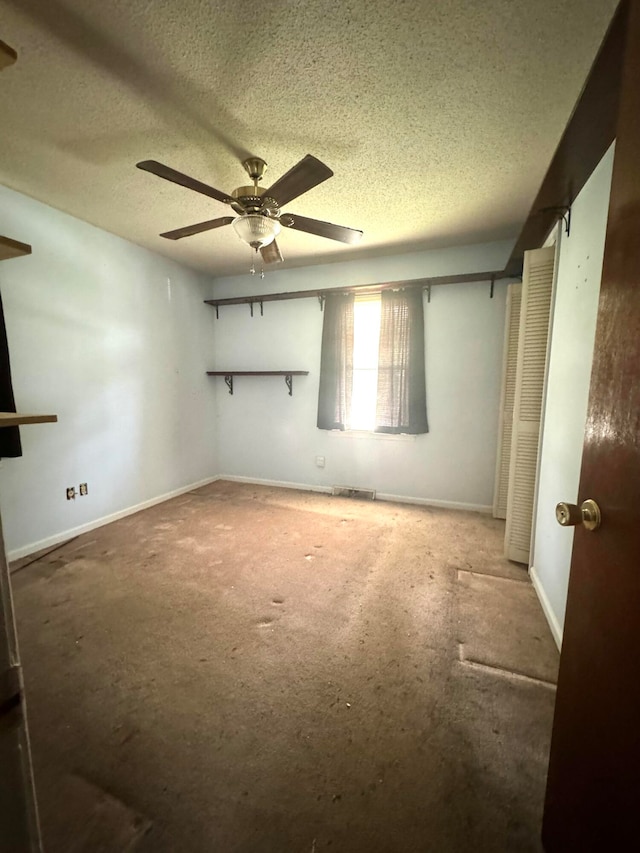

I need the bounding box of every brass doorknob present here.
[555,499,602,531]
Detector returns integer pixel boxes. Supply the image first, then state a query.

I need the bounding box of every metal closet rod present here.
[204,269,512,309]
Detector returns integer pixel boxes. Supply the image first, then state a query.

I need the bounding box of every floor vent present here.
[331,486,376,500]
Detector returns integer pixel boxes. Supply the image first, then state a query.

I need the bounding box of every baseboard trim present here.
[376,492,492,513]
[529,565,563,651]
[218,474,332,495]
[217,475,491,513]
[7,476,221,562]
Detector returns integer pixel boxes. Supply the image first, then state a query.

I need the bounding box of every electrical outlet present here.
[66,487,76,501]
[315,455,326,468]
[79,483,88,496]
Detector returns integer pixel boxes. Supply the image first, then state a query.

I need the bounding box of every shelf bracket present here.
[285,374,293,396]
[318,294,325,312]
[425,283,431,304]
[541,204,572,237]
[260,300,264,317]
[490,275,495,299]
[249,301,254,318]
[215,305,219,319]
[224,374,233,395]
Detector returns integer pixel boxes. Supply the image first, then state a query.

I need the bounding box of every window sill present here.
[325,429,419,441]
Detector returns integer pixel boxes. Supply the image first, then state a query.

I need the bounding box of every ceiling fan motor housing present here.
[231,185,280,217]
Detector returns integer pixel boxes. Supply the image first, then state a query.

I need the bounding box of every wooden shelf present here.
[0,413,57,428]
[0,39,18,70]
[0,412,58,428]
[206,371,309,376]
[206,371,309,396]
[0,235,32,262]
[204,270,506,314]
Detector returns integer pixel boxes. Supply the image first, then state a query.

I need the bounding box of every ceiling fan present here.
[136,155,363,265]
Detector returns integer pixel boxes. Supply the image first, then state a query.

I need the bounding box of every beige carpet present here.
[35,772,151,852]
[11,481,558,852]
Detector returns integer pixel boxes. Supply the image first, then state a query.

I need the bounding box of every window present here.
[317,289,428,435]
[350,296,381,430]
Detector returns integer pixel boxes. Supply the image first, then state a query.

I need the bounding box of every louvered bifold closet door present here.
[493,283,522,518]
[505,246,555,563]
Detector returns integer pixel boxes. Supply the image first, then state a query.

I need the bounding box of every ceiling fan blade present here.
[137,160,231,205]
[265,155,333,206]
[260,240,284,264]
[286,213,363,245]
[160,217,234,241]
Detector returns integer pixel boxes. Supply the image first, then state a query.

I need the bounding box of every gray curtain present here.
[317,293,355,430]
[375,288,428,434]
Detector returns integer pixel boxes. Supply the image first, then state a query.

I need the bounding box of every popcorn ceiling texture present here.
[0,0,618,276]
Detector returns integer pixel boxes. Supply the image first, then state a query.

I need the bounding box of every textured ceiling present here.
[0,0,619,277]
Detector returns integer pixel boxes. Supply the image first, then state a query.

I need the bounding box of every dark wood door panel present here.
[542,1,640,849]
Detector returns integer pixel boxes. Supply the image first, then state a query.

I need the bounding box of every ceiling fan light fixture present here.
[232,214,281,249]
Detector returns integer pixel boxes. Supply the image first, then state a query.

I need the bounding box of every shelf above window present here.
[204,270,506,317]
[206,371,309,396]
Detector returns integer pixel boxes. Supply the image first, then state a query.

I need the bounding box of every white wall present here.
[530,143,615,646]
[210,241,513,510]
[0,186,218,558]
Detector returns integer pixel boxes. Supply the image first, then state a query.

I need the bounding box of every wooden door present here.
[542,2,640,848]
